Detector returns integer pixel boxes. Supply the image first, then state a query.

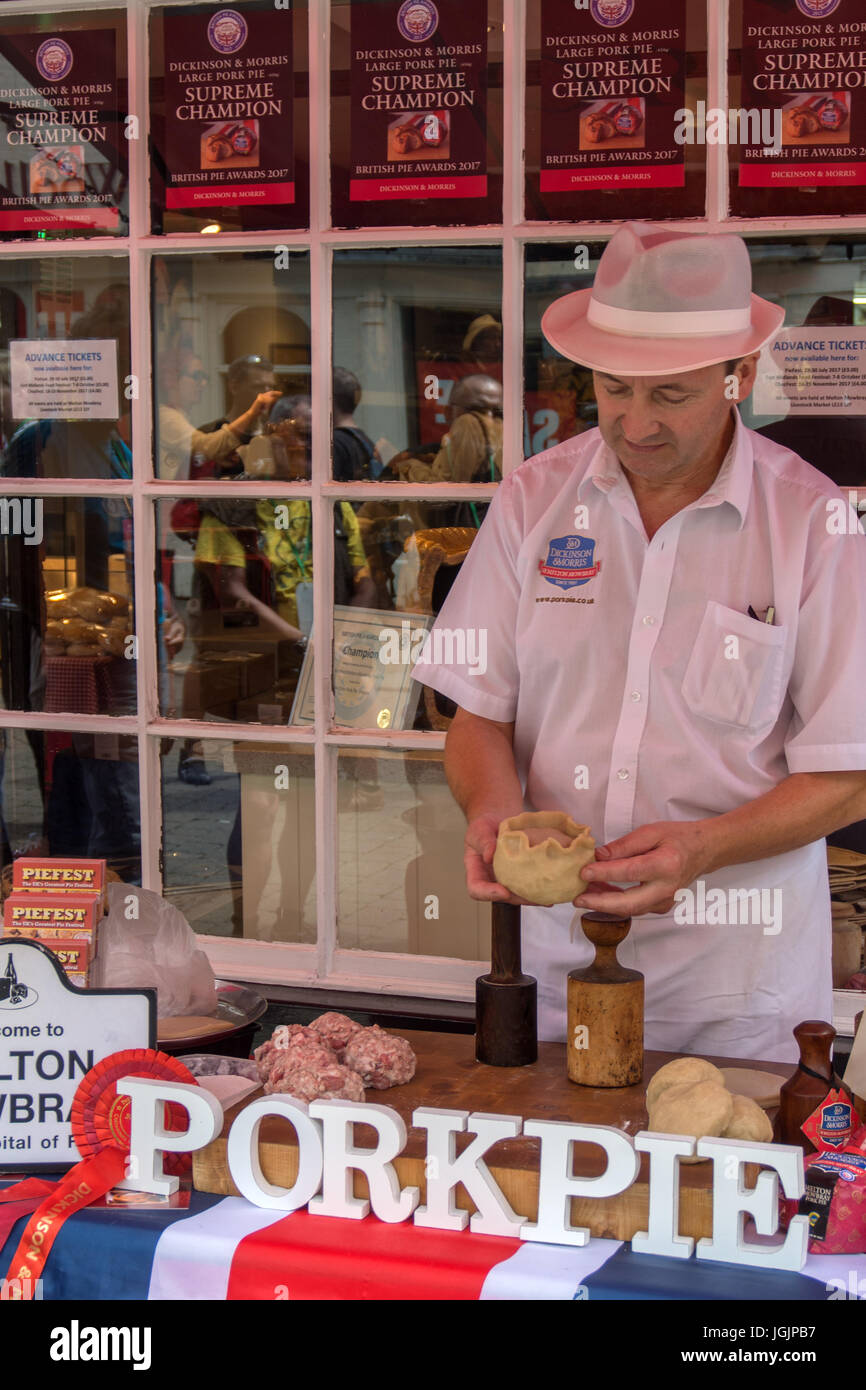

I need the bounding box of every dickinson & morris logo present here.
[590,0,635,27]
[539,535,601,590]
[795,0,841,17]
[0,953,36,1011]
[397,0,440,43]
[36,38,74,83]
[207,9,248,54]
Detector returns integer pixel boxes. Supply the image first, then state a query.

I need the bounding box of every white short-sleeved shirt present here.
[412,411,866,1062]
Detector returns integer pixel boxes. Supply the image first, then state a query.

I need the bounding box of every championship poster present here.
[162,4,294,211]
[349,0,488,203]
[0,30,124,233]
[539,0,687,194]
[740,0,866,188]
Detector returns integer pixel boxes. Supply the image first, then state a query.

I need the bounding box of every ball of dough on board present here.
[645,1056,725,1111]
[722,1092,774,1144]
[648,1079,734,1163]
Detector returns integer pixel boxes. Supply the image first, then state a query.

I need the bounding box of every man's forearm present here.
[444,709,524,825]
[698,770,866,876]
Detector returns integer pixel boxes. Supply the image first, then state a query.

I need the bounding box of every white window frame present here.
[0,0,863,1003]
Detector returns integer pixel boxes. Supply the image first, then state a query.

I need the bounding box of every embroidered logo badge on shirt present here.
[538,535,601,590]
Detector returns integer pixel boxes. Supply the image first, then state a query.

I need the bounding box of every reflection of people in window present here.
[333,367,382,481]
[462,314,502,374]
[197,353,278,480]
[194,392,376,648]
[157,347,279,480]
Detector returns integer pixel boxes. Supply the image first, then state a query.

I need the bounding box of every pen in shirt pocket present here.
[748,604,776,625]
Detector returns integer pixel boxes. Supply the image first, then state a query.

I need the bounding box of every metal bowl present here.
[157,980,268,1057]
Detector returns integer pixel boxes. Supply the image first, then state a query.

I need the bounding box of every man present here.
[412,222,866,1063]
[198,354,280,477]
[332,367,382,482]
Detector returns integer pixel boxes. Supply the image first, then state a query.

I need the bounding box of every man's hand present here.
[574,820,711,917]
[464,814,534,905]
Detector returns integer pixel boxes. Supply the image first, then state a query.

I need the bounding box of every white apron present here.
[523,840,833,1065]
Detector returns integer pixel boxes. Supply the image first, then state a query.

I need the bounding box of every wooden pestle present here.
[774,1020,838,1153]
[475,902,538,1067]
[567,911,643,1087]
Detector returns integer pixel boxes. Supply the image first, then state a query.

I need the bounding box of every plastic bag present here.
[98,883,216,1018]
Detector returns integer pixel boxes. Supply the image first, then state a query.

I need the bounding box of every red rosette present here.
[70,1047,198,1176]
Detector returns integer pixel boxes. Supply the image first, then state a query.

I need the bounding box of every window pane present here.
[148,0,309,235]
[328,512,485,732]
[152,249,311,480]
[524,240,605,458]
[0,10,128,240]
[0,496,135,716]
[0,258,130,478]
[161,734,315,941]
[738,234,866,491]
[332,245,503,484]
[524,233,866,490]
[338,747,490,959]
[0,725,140,883]
[330,0,504,229]
[157,497,312,725]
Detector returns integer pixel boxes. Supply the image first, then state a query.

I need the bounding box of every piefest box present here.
[30,940,90,976]
[2,919,94,964]
[3,893,101,950]
[11,857,105,897]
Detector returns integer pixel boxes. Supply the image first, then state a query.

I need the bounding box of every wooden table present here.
[194,1029,784,1240]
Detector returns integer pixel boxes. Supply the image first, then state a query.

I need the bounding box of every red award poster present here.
[162,5,294,212]
[349,0,488,203]
[0,30,124,234]
[740,0,866,189]
[540,0,687,195]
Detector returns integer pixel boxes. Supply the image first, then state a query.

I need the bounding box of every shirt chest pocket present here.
[681,601,788,732]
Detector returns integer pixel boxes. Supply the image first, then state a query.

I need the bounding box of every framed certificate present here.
[290,606,432,729]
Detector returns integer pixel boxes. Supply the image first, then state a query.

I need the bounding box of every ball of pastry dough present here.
[492,812,595,907]
[648,1079,734,1163]
[722,1092,773,1144]
[645,1056,726,1111]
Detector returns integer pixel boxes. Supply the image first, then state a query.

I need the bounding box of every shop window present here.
[331,245,504,482]
[0,258,131,478]
[161,734,315,942]
[151,250,311,480]
[0,726,140,886]
[157,494,315,727]
[736,235,866,491]
[148,0,310,235]
[337,747,490,960]
[0,496,135,717]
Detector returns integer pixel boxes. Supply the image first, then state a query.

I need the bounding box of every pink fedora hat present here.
[542,223,785,376]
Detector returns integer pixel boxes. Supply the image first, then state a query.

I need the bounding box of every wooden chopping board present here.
[193,1030,785,1241]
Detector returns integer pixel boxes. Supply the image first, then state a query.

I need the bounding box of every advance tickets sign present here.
[755,328,866,416]
[0,940,154,1167]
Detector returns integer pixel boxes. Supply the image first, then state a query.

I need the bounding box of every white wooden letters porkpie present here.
[118,1081,810,1271]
